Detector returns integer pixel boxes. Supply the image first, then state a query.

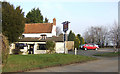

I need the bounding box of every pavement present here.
[27,48,119,72]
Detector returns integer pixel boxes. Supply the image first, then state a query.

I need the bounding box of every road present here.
[28,57,118,72]
[69,48,115,57]
[27,48,118,72]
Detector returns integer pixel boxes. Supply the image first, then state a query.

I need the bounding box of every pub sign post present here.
[62,21,70,54]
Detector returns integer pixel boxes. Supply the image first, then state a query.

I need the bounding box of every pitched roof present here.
[24,23,53,33]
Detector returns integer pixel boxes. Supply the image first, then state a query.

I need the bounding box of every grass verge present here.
[3,53,96,72]
[94,52,120,57]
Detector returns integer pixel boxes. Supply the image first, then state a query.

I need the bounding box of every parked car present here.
[94,44,99,48]
[79,44,85,49]
[82,44,99,50]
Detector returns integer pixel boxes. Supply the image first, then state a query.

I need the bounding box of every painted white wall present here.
[55,42,64,53]
[13,41,64,54]
[33,42,64,54]
[23,33,53,38]
[18,42,46,44]
[20,47,28,55]
[52,25,56,36]
[9,43,15,54]
[33,43,38,54]
[18,42,48,54]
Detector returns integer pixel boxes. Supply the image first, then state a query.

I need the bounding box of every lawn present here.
[3,53,97,72]
[94,52,120,57]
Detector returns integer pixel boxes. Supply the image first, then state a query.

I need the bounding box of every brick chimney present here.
[53,18,56,25]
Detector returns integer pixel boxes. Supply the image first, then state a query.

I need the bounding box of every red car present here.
[82,44,99,50]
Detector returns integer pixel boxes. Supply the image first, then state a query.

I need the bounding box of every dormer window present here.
[41,34,47,40]
[19,35,25,39]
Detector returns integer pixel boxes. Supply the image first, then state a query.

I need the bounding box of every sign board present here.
[62,21,70,32]
[63,24,68,32]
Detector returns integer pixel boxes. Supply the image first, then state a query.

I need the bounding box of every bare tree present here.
[56,26,62,36]
[84,27,95,43]
[84,30,90,43]
[118,24,120,48]
[84,27,96,44]
[109,22,120,50]
[84,26,109,47]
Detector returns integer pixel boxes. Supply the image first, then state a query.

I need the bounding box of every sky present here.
[3,0,118,36]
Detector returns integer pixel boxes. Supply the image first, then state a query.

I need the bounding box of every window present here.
[15,43,26,49]
[89,45,93,47]
[37,44,46,50]
[42,36,45,40]
[41,34,47,40]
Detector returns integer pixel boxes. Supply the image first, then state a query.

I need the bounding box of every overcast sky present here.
[3,0,118,36]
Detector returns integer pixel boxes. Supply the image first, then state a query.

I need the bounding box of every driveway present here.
[27,48,118,72]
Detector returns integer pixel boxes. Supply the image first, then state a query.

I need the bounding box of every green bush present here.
[2,2,25,43]
[94,52,120,57]
[46,41,55,53]
[74,37,80,49]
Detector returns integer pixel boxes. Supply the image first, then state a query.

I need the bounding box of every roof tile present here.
[24,23,53,33]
